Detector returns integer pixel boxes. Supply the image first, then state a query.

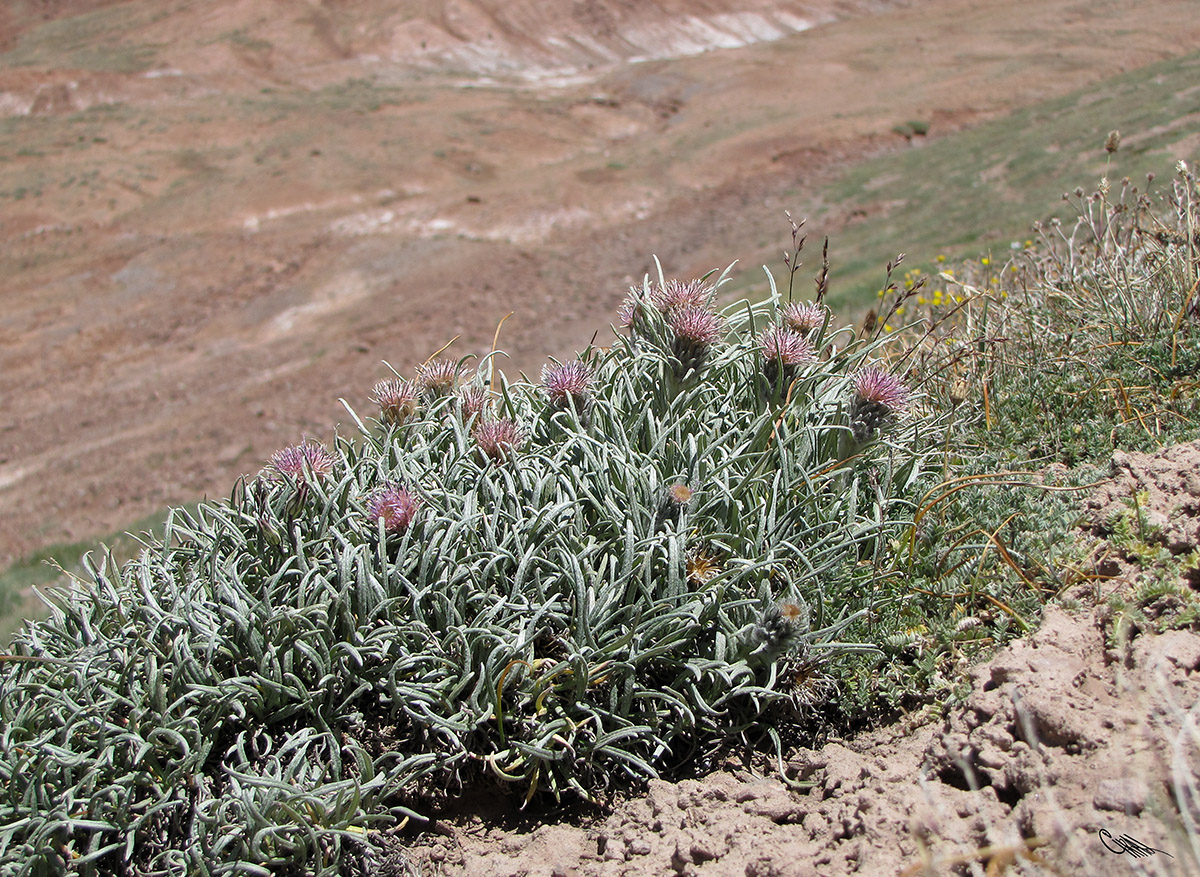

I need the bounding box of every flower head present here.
[657,481,694,524]
[748,599,810,655]
[759,326,815,390]
[372,379,420,426]
[669,307,723,347]
[780,301,827,335]
[458,385,492,422]
[366,482,422,535]
[651,278,714,313]
[666,482,693,506]
[759,327,816,367]
[415,358,465,397]
[542,360,594,410]
[852,366,910,416]
[616,293,644,330]
[265,441,336,483]
[849,366,910,443]
[473,418,525,462]
[668,306,724,372]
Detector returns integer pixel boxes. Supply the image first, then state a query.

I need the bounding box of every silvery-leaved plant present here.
[0,260,940,876]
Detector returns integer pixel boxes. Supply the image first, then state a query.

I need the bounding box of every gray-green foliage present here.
[0,266,940,874]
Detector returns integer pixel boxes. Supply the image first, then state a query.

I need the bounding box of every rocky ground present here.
[380,443,1200,876]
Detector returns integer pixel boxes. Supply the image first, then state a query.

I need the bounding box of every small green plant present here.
[891,120,929,139]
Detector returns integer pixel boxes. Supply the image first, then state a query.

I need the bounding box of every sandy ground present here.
[2,0,1200,566]
[375,442,1200,876]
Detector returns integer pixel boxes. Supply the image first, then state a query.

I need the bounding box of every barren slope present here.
[2,0,1200,565]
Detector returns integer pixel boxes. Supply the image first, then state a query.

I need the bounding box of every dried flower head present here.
[415,358,465,397]
[686,549,721,586]
[265,441,336,483]
[850,366,910,443]
[473,418,525,462]
[748,599,810,654]
[666,482,693,506]
[668,306,724,371]
[1105,129,1121,154]
[366,482,422,534]
[372,379,420,426]
[458,385,492,422]
[542,360,594,410]
[780,301,827,335]
[651,278,714,313]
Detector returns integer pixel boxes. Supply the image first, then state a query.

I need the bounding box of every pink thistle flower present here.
[265,441,336,483]
[666,482,693,506]
[853,366,910,415]
[458,385,492,422]
[850,366,910,443]
[365,482,422,535]
[759,326,815,389]
[668,307,724,372]
[651,278,714,313]
[473,418,525,462]
[669,307,724,347]
[759,327,816,367]
[372,379,420,426]
[415,358,465,397]
[657,481,695,525]
[542,360,593,409]
[781,302,827,335]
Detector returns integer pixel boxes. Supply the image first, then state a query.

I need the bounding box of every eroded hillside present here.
[1,0,1199,565]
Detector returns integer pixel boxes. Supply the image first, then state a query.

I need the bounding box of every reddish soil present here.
[3,0,1200,566]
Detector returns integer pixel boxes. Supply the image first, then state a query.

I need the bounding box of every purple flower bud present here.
[372,379,420,426]
[473,418,525,462]
[265,441,336,483]
[365,482,422,534]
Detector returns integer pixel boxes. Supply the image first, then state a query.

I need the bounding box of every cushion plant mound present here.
[0,265,942,875]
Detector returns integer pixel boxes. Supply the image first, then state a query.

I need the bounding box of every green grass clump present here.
[895,161,1200,468]
[0,265,942,874]
[842,158,1200,713]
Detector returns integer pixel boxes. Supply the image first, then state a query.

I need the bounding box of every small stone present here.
[977,746,1007,770]
[803,811,826,839]
[1093,778,1147,814]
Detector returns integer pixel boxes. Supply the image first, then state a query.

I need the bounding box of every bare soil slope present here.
[2,0,1199,566]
